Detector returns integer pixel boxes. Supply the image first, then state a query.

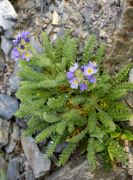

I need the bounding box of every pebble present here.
[46,24,53,36]
[1,36,12,56]
[7,156,24,180]
[0,94,19,120]
[129,68,133,83]
[9,74,20,93]
[5,123,20,153]
[52,10,59,25]
[0,155,8,173]
[0,118,10,148]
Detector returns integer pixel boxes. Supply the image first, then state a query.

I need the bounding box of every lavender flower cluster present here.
[67,61,98,91]
[11,31,32,61]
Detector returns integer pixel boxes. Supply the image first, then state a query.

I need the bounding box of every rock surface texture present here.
[47,156,129,180]
[107,0,133,67]
[0,94,18,120]
[21,136,51,179]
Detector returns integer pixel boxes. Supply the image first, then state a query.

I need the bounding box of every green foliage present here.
[16,33,133,169]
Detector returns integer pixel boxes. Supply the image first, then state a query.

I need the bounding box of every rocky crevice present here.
[0,0,133,179]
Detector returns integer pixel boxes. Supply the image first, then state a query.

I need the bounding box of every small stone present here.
[126,93,133,108]
[5,123,20,153]
[21,136,51,178]
[0,118,10,148]
[35,0,42,8]
[7,156,24,180]
[44,18,50,24]
[53,27,60,33]
[46,24,53,36]
[57,27,64,38]
[45,12,53,21]
[30,36,44,53]
[0,94,19,120]
[1,36,12,55]
[49,4,55,12]
[100,29,108,38]
[129,68,133,83]
[0,155,8,173]
[9,74,20,93]
[52,10,59,25]
[22,0,35,9]
[55,142,68,153]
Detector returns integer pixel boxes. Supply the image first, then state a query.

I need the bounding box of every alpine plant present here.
[14,32,133,169]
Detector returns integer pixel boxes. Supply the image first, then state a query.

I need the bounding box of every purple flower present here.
[11,48,20,60]
[87,76,96,83]
[69,78,79,89]
[12,36,21,46]
[67,72,74,80]
[22,51,32,61]
[21,31,30,42]
[83,61,98,77]
[79,83,88,91]
[69,63,78,72]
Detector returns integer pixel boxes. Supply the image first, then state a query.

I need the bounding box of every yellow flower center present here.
[87,68,93,74]
[25,52,30,57]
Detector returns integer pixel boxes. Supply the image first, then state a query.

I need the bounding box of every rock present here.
[0,0,18,30]
[57,27,64,38]
[126,93,133,109]
[21,136,51,178]
[46,24,53,36]
[45,12,53,21]
[7,156,24,180]
[30,36,44,53]
[0,155,8,173]
[1,36,12,56]
[0,118,10,148]
[22,0,35,9]
[4,29,14,39]
[0,49,6,72]
[9,74,20,93]
[5,123,20,153]
[52,10,59,25]
[0,94,19,120]
[47,156,128,180]
[55,142,68,153]
[128,153,133,176]
[35,0,42,8]
[129,68,133,83]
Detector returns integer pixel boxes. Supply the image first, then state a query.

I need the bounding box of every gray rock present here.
[22,0,35,9]
[0,0,18,30]
[46,24,53,36]
[4,29,14,39]
[5,123,20,153]
[129,68,133,83]
[35,0,42,8]
[55,142,68,153]
[0,155,8,173]
[7,156,24,180]
[1,36,12,55]
[0,49,6,72]
[9,74,20,93]
[30,36,44,53]
[0,94,19,120]
[47,156,128,180]
[21,136,51,179]
[0,118,10,148]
